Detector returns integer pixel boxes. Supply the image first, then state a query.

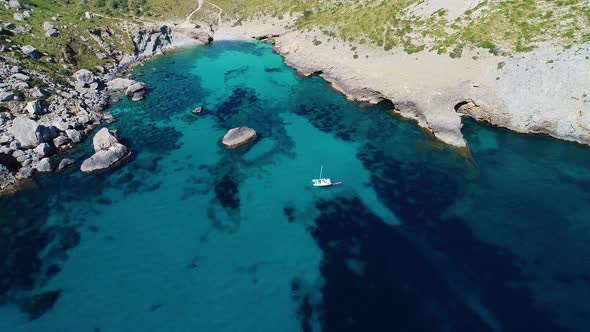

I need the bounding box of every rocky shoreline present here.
[213,17,590,151]
[0,6,210,193]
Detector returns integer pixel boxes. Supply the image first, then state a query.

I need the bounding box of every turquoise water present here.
[1,41,590,331]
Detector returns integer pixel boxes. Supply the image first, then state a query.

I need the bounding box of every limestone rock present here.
[92,127,118,151]
[21,45,41,59]
[53,135,71,147]
[35,158,53,172]
[0,135,11,145]
[222,127,257,148]
[7,117,41,148]
[65,129,82,143]
[74,69,94,86]
[25,100,42,115]
[13,13,24,22]
[106,78,136,92]
[8,0,22,9]
[81,128,129,173]
[125,82,147,101]
[45,28,59,38]
[11,73,30,81]
[42,22,55,31]
[81,143,128,173]
[33,143,53,157]
[0,91,14,102]
[8,117,59,149]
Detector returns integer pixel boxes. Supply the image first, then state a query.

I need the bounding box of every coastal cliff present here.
[214,16,590,149]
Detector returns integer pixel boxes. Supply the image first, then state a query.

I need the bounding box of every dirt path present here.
[184,0,204,24]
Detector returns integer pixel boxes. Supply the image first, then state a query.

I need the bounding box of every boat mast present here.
[319,165,323,179]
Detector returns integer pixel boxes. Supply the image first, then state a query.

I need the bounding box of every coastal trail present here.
[184,0,204,24]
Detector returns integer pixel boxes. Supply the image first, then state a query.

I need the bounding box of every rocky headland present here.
[212,12,590,150]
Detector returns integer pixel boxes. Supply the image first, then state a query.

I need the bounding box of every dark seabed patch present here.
[19,290,61,320]
[308,197,566,332]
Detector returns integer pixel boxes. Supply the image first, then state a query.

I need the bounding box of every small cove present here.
[0,41,589,331]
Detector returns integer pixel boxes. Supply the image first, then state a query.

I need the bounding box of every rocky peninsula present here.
[214,16,590,149]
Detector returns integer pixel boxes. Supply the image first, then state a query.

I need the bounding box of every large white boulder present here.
[74,69,95,86]
[106,78,136,92]
[81,143,128,173]
[92,127,118,151]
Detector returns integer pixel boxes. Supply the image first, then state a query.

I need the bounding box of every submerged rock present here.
[19,290,61,320]
[58,158,75,171]
[222,127,257,149]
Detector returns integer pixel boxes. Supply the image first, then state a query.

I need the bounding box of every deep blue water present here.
[1,41,590,332]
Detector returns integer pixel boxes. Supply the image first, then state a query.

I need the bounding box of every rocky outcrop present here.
[20,45,41,59]
[42,21,59,38]
[74,69,95,86]
[81,128,129,173]
[106,78,136,92]
[222,127,257,148]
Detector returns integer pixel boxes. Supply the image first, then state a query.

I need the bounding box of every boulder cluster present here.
[81,128,129,173]
[0,0,207,193]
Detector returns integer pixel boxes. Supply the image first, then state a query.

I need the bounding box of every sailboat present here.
[312,165,342,187]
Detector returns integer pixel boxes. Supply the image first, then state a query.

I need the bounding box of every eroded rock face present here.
[81,128,129,173]
[222,127,257,149]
